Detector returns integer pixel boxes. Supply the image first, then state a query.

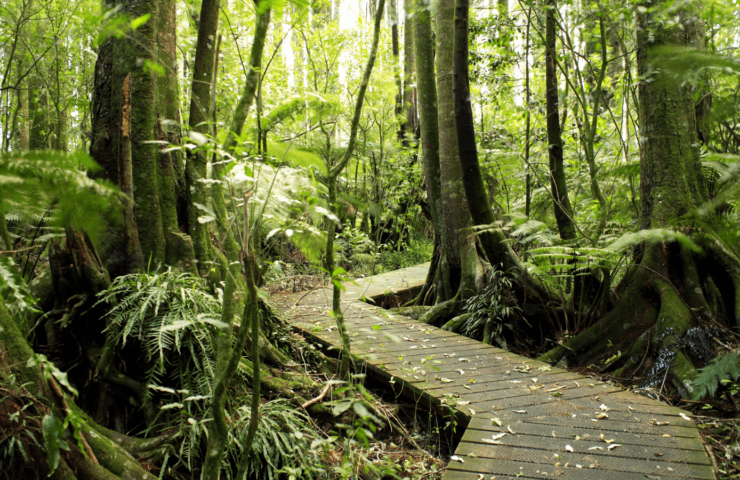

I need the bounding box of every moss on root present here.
[538,241,739,396]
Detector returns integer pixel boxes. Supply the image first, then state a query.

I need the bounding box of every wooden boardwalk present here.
[273,264,714,479]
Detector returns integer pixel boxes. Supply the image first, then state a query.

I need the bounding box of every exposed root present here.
[538,240,740,397]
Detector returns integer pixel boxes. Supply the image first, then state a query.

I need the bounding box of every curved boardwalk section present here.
[272,264,713,479]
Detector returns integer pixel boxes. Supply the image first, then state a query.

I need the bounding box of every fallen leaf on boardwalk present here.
[654,453,663,457]
[679,413,691,421]
[607,444,621,451]
[565,445,573,452]
[459,358,471,362]
[532,378,538,383]
[546,386,566,392]
[477,475,485,480]
[457,369,465,375]
[662,434,672,437]
[469,409,476,415]
[600,434,614,444]
[538,366,551,372]
[599,404,611,412]
[576,464,582,468]
[409,346,417,349]
[468,453,477,458]
[457,400,471,406]
[440,378,453,383]
[514,410,527,413]
[450,455,464,463]
[508,425,515,434]
[491,432,507,440]
[464,385,471,389]
[492,418,503,426]
[588,447,603,451]
[482,439,502,444]
[595,413,608,419]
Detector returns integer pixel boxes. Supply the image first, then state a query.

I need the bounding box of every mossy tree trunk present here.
[540,0,740,396]
[0,301,165,480]
[544,0,576,241]
[414,0,446,306]
[436,0,480,301]
[185,0,220,278]
[90,0,186,277]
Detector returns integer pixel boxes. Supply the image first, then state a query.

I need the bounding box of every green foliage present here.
[0,151,122,242]
[42,412,68,476]
[691,353,740,400]
[462,269,523,347]
[0,257,36,314]
[94,269,221,400]
[378,237,433,273]
[227,399,323,480]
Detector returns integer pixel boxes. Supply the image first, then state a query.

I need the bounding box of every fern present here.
[691,353,740,400]
[94,269,221,401]
[0,257,37,315]
[0,151,123,242]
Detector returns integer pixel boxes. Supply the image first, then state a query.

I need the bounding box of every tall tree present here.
[453,0,520,273]
[186,0,220,278]
[541,0,740,395]
[90,0,186,277]
[414,0,445,305]
[544,0,576,240]
[436,0,479,301]
[400,0,417,146]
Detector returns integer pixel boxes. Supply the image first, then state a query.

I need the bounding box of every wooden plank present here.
[273,264,714,480]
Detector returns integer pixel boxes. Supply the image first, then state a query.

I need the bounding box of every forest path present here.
[273,264,713,479]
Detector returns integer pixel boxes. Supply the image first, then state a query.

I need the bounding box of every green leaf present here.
[130,13,151,30]
[43,413,65,476]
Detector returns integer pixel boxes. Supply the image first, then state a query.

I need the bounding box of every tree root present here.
[442,313,471,333]
[538,241,740,397]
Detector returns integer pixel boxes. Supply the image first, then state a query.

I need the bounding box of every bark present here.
[90,0,179,276]
[186,0,220,277]
[119,75,145,272]
[401,0,417,146]
[436,0,479,300]
[540,0,740,397]
[544,0,576,241]
[453,0,520,273]
[156,0,187,265]
[414,0,444,274]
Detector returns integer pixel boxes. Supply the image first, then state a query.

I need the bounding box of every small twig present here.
[0,244,42,254]
[301,383,331,409]
[47,376,98,464]
[634,332,651,377]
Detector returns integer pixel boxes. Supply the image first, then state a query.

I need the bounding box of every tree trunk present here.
[413,0,443,249]
[544,0,576,241]
[90,0,180,277]
[540,0,740,397]
[453,0,519,273]
[436,0,479,300]
[185,0,220,277]
[401,0,417,146]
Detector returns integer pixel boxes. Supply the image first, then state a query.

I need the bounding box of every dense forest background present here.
[1,0,740,478]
